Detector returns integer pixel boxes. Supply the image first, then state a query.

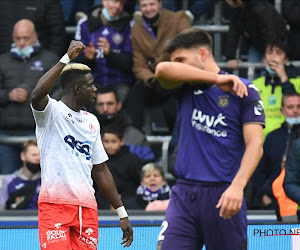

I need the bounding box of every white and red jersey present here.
[31,96,108,210]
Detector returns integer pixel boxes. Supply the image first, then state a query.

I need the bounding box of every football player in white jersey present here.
[31,40,133,249]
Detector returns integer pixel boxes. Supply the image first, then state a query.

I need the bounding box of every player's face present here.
[103,0,124,18]
[225,0,244,8]
[79,73,97,108]
[282,95,300,118]
[139,0,162,19]
[142,170,165,192]
[13,25,37,49]
[95,93,121,115]
[102,133,124,155]
[171,48,205,70]
[264,46,288,66]
[21,145,40,164]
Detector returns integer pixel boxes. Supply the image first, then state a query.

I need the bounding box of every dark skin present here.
[31,40,133,247]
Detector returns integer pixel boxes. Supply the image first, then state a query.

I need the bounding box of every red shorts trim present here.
[38,203,99,250]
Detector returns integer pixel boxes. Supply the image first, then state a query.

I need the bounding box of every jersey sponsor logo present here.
[46,229,67,243]
[218,95,229,107]
[79,235,98,247]
[191,108,228,137]
[254,100,265,116]
[64,135,92,160]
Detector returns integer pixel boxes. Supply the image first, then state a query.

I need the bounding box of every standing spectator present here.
[0,0,67,57]
[0,139,40,210]
[0,19,60,175]
[126,163,170,211]
[127,0,191,132]
[93,86,155,163]
[30,40,133,249]
[254,93,300,210]
[253,40,300,140]
[155,28,264,249]
[75,0,134,104]
[282,0,300,61]
[225,0,287,69]
[96,123,144,209]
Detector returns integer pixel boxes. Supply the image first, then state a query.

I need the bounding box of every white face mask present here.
[12,46,34,58]
[282,109,300,126]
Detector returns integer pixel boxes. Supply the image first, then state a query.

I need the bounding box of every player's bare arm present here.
[31,40,86,111]
[92,163,133,247]
[155,62,248,97]
[216,124,263,219]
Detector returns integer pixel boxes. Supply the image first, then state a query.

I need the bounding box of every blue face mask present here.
[286,116,300,127]
[12,46,34,58]
[265,64,277,76]
[102,8,119,21]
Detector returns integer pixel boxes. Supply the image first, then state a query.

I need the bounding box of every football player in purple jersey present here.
[155,28,265,250]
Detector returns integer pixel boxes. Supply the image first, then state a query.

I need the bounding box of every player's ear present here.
[199,47,208,61]
[74,84,80,94]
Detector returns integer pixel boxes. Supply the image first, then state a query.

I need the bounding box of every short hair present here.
[60,63,91,90]
[23,139,38,153]
[140,163,165,180]
[265,40,290,59]
[282,92,300,107]
[101,121,125,140]
[96,86,120,103]
[164,28,213,55]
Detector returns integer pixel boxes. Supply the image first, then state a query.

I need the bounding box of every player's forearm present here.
[155,62,218,89]
[232,139,263,189]
[92,164,123,209]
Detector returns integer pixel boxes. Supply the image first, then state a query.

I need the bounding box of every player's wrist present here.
[59,53,71,64]
[116,206,128,219]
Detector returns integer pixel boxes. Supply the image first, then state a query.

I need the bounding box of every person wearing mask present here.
[127,0,191,132]
[0,19,60,175]
[253,40,300,140]
[0,139,41,210]
[254,93,300,210]
[93,86,155,163]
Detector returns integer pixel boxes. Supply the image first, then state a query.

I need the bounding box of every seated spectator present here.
[75,0,134,104]
[272,158,298,222]
[0,0,67,56]
[282,1,300,61]
[127,0,191,132]
[0,19,60,174]
[95,122,143,209]
[0,139,40,210]
[93,86,155,164]
[254,92,300,210]
[126,163,170,210]
[253,40,300,140]
[225,0,287,69]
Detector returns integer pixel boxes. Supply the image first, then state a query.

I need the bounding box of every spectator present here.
[0,19,60,175]
[284,136,300,220]
[127,163,170,210]
[254,93,300,210]
[0,0,67,57]
[127,0,191,132]
[282,0,300,61]
[93,86,155,163]
[95,122,144,209]
[75,0,134,104]
[273,158,299,222]
[253,40,300,140]
[93,0,137,15]
[225,0,287,69]
[0,139,40,210]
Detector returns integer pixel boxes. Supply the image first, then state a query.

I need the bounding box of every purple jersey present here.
[75,17,133,85]
[174,74,265,182]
